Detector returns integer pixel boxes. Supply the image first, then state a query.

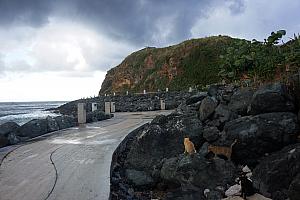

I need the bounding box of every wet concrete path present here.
[0,111,170,200]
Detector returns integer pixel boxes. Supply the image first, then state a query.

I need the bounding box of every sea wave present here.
[0,101,67,125]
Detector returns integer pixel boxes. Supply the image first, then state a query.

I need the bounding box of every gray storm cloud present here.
[0,0,51,27]
[0,0,245,45]
[0,0,299,75]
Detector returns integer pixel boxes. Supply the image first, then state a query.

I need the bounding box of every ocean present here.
[0,101,67,126]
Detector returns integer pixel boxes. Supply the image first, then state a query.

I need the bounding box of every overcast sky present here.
[0,0,299,102]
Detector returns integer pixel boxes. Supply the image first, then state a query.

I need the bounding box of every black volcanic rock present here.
[54,116,77,130]
[221,112,299,165]
[248,82,295,115]
[56,92,192,116]
[110,114,204,199]
[0,136,8,148]
[108,81,300,199]
[124,114,204,176]
[207,85,219,98]
[86,110,110,123]
[0,122,20,136]
[203,126,220,142]
[46,116,59,132]
[252,143,300,200]
[199,97,218,121]
[228,88,254,115]
[289,173,300,200]
[7,132,20,145]
[14,119,49,138]
[0,122,20,147]
[186,92,207,105]
[213,104,238,125]
[160,155,237,190]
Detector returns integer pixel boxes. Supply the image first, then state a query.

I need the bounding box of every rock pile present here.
[110,82,300,200]
[56,92,192,116]
[0,110,111,148]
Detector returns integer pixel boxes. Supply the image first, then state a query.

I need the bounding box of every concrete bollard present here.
[189,87,193,92]
[160,99,166,110]
[105,102,111,115]
[113,92,116,96]
[126,91,129,95]
[166,88,169,92]
[110,102,116,113]
[92,103,98,112]
[77,103,86,124]
[143,89,146,94]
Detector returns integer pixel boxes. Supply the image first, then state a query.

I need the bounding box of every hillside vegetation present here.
[99,31,300,94]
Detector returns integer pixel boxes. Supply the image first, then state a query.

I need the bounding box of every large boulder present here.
[207,85,219,98]
[124,114,203,175]
[110,114,204,199]
[160,155,237,191]
[14,119,49,138]
[0,122,20,136]
[0,122,20,147]
[110,124,148,200]
[252,143,300,200]
[219,112,299,165]
[248,83,295,115]
[125,169,155,187]
[289,174,300,200]
[203,126,221,142]
[213,104,238,125]
[186,92,207,105]
[7,132,20,145]
[164,187,205,200]
[199,97,218,121]
[228,88,254,115]
[86,110,110,123]
[46,116,59,132]
[0,136,8,148]
[54,115,77,129]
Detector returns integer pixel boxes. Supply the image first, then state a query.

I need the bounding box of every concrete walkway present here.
[0,111,171,200]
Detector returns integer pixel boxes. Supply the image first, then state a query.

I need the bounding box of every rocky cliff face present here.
[100,36,242,94]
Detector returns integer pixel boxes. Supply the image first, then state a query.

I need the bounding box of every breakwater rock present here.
[55,91,193,116]
[110,82,300,200]
[0,110,111,148]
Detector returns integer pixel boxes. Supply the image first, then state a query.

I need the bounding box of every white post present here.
[92,103,98,112]
[105,102,111,115]
[143,89,146,94]
[189,87,192,92]
[166,88,169,92]
[113,92,116,96]
[110,102,116,113]
[77,103,86,124]
[160,99,166,110]
[126,91,129,95]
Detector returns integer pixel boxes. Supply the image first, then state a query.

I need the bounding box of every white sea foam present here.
[0,101,66,125]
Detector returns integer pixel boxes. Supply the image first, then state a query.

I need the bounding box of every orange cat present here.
[184,137,196,155]
[207,139,237,160]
